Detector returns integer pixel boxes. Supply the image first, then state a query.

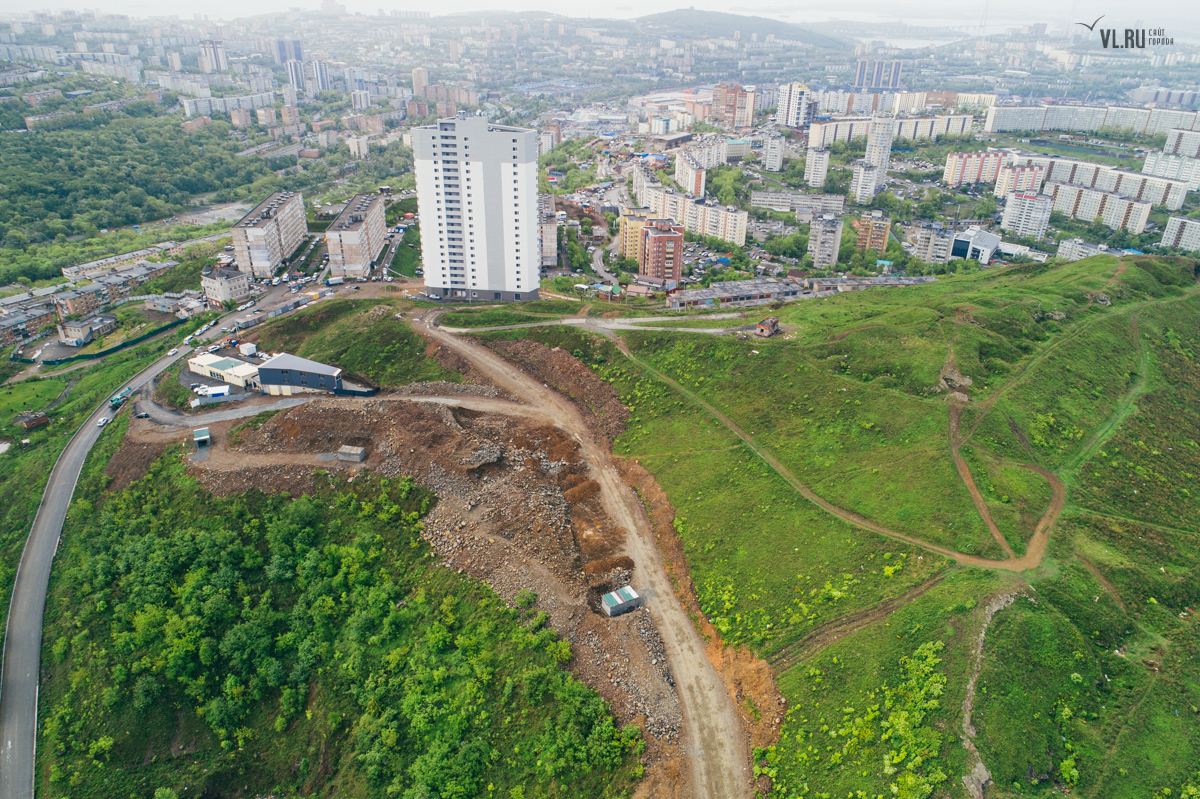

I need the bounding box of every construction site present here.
[106,304,773,799]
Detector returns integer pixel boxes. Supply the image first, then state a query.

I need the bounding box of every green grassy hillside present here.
[478,254,1200,798]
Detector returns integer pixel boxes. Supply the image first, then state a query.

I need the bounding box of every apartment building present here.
[635,165,748,245]
[1037,158,1188,210]
[911,222,953,264]
[892,115,971,140]
[230,108,251,127]
[805,147,830,188]
[777,82,812,128]
[619,207,654,261]
[864,115,895,192]
[994,164,1046,198]
[809,215,844,269]
[1163,129,1200,159]
[985,105,1200,136]
[231,191,308,278]
[762,136,784,172]
[849,161,880,204]
[1142,152,1200,190]
[856,210,891,251]
[1000,193,1053,240]
[854,59,903,90]
[1046,183,1152,234]
[1160,216,1200,253]
[198,40,227,73]
[413,114,540,301]
[200,265,252,305]
[538,194,558,269]
[712,83,755,129]
[807,117,872,149]
[326,194,387,278]
[639,219,685,282]
[182,92,275,118]
[674,136,726,196]
[943,151,1006,186]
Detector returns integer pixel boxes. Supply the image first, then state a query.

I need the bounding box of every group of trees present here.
[42,458,640,796]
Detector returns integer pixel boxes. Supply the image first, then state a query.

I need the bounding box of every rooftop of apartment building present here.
[238,191,301,229]
[329,194,382,233]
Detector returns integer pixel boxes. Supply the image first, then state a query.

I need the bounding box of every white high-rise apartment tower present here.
[805,148,830,188]
[777,82,811,128]
[864,115,895,192]
[286,59,305,90]
[414,114,540,301]
[1000,193,1053,240]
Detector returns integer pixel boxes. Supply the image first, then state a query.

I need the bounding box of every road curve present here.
[0,347,193,799]
[416,310,752,799]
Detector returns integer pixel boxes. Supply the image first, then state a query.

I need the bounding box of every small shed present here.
[239,342,258,357]
[337,445,367,462]
[193,427,211,447]
[755,317,780,337]
[14,411,50,430]
[601,586,643,617]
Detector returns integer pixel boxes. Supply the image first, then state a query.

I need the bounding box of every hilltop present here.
[635,9,849,49]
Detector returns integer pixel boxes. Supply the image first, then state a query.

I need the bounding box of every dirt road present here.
[414,310,752,799]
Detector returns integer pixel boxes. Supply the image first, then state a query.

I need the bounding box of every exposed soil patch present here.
[618,459,785,756]
[104,439,172,494]
[483,338,631,441]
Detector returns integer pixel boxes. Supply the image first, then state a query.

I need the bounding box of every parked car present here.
[135,412,150,419]
[97,418,108,427]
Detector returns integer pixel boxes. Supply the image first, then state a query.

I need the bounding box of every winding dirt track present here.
[414,311,752,799]
[613,338,1066,573]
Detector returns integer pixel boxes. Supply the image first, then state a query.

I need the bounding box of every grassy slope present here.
[252,298,461,386]
[485,254,1200,797]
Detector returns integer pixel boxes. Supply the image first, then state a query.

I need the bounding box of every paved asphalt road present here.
[0,346,192,799]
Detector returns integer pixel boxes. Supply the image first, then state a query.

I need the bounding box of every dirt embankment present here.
[618,460,786,766]
[178,397,688,769]
[482,338,631,442]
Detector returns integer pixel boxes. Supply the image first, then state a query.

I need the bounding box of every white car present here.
[168,348,178,356]
[97,418,109,427]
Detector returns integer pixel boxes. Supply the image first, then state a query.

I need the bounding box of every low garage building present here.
[257,353,343,395]
[187,352,260,389]
[601,586,643,617]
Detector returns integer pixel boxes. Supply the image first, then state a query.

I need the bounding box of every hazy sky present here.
[7,0,1199,43]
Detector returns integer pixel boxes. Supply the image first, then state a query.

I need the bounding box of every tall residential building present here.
[762,135,783,172]
[809,214,844,269]
[280,105,300,126]
[286,59,305,90]
[1160,216,1200,253]
[712,82,755,129]
[167,51,182,71]
[256,107,276,126]
[198,40,227,73]
[849,161,879,204]
[856,210,890,252]
[1164,129,1200,159]
[911,222,953,264]
[804,148,830,188]
[1046,183,1152,234]
[413,114,540,301]
[1142,152,1200,190]
[777,82,811,128]
[231,191,308,278]
[863,115,895,192]
[310,60,331,92]
[854,59,903,89]
[639,219,685,282]
[943,151,1006,186]
[351,90,371,110]
[326,194,387,278]
[230,108,251,127]
[619,207,653,261]
[347,135,371,159]
[994,164,1046,198]
[271,39,303,65]
[412,66,428,98]
[1000,193,1053,240]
